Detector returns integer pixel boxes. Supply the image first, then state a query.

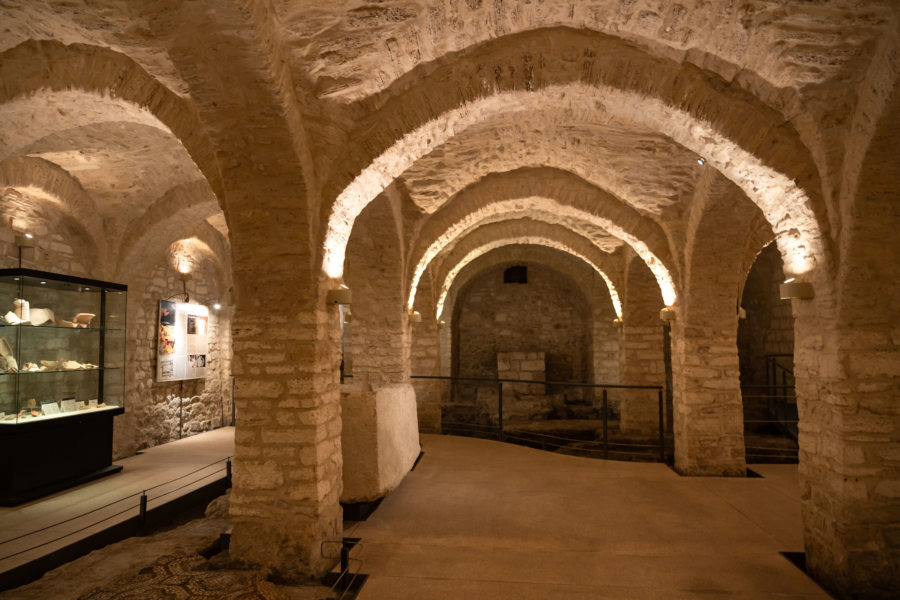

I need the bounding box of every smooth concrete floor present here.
[0,426,234,575]
[348,434,830,600]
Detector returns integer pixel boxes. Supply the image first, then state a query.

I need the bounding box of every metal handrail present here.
[414,374,666,463]
[0,456,232,560]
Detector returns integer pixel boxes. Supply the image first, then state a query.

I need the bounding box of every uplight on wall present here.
[659,307,676,322]
[738,307,747,320]
[779,278,814,300]
[409,310,422,323]
[14,233,35,248]
[326,286,352,305]
[213,303,221,310]
[613,317,623,327]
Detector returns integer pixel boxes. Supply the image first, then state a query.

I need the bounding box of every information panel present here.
[156,300,209,382]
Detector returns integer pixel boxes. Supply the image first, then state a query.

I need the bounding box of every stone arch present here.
[0,39,223,202]
[343,193,409,386]
[427,219,622,320]
[114,181,223,282]
[0,156,105,271]
[407,167,676,311]
[671,174,770,475]
[322,27,828,288]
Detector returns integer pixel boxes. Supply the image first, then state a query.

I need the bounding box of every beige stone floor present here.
[346,434,829,600]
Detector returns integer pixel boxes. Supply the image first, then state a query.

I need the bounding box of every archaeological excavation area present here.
[0,1,898,599]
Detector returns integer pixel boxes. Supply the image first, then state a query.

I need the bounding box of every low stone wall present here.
[341,383,420,503]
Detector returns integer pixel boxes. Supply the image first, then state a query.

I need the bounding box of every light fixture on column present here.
[438,319,446,329]
[178,271,192,303]
[779,278,814,300]
[213,303,221,310]
[738,307,747,319]
[14,233,34,248]
[613,317,623,327]
[409,310,422,323]
[343,311,352,324]
[659,307,676,322]
[326,286,352,305]
[15,233,34,268]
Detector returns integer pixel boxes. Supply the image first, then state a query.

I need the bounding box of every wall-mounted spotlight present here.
[178,272,193,282]
[343,311,353,324]
[779,278,814,300]
[697,157,706,166]
[326,286,352,305]
[738,307,747,320]
[409,310,422,323]
[213,303,221,310]
[14,233,35,248]
[438,320,446,329]
[659,307,676,322]
[613,317,623,327]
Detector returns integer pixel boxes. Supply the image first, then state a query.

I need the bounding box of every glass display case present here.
[0,268,126,505]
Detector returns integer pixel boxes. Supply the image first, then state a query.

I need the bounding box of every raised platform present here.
[0,426,234,590]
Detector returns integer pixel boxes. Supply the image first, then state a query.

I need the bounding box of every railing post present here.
[602,388,609,460]
[658,389,665,462]
[340,539,350,574]
[226,457,233,488]
[498,381,504,442]
[139,491,148,531]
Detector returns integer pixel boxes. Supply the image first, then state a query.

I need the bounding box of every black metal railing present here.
[411,375,666,462]
[0,457,232,590]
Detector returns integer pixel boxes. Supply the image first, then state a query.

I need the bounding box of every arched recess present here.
[0,40,223,202]
[114,181,222,281]
[424,219,623,319]
[415,244,621,434]
[0,156,105,273]
[341,194,419,505]
[113,227,234,459]
[407,167,677,311]
[0,185,101,276]
[671,174,769,475]
[322,28,828,289]
[449,259,594,430]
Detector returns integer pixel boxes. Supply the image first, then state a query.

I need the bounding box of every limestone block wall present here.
[113,261,232,459]
[498,351,546,394]
[454,264,591,400]
[409,280,443,432]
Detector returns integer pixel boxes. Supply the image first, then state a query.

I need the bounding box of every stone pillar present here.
[798,98,900,599]
[619,257,664,434]
[410,271,443,433]
[341,196,419,502]
[229,240,342,579]
[671,319,746,476]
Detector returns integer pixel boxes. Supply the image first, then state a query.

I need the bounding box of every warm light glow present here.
[784,277,795,284]
[322,82,824,295]
[697,157,706,165]
[406,197,677,311]
[434,237,623,319]
[24,233,33,239]
[213,303,221,310]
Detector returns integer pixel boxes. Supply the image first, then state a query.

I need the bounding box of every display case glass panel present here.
[0,269,127,424]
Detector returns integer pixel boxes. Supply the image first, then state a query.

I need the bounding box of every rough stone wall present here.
[498,351,546,395]
[738,242,795,386]
[454,263,591,390]
[112,261,231,459]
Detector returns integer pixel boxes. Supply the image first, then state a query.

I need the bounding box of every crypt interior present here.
[0,1,898,598]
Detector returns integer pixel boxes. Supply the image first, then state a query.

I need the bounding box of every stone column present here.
[671,319,746,476]
[410,273,443,433]
[619,258,665,434]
